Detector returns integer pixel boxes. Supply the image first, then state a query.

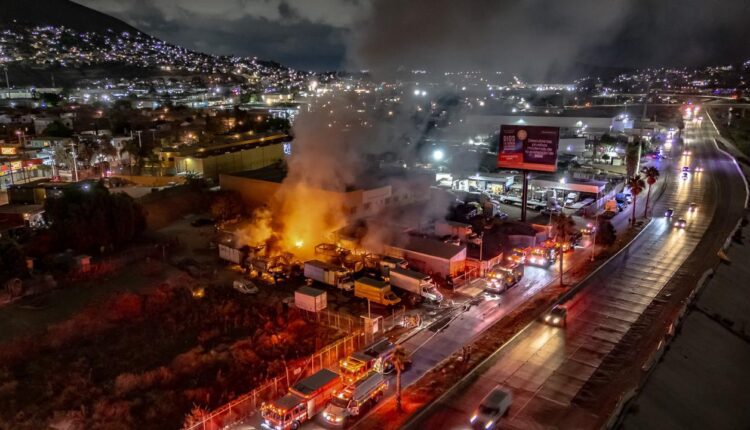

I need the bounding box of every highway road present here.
[412,116,747,429]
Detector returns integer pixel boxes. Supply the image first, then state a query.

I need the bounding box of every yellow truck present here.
[354,277,401,306]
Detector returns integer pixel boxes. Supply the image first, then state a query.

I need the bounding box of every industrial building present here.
[220,165,433,219]
[386,236,466,279]
[157,132,290,180]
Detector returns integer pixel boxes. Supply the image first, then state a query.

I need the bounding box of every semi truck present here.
[339,339,397,384]
[261,368,340,430]
[354,277,401,306]
[304,260,354,291]
[322,371,388,425]
[388,268,443,303]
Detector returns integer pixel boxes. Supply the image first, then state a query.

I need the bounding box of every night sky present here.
[76,0,750,78]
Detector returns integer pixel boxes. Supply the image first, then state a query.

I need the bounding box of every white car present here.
[470,386,513,429]
[233,279,259,294]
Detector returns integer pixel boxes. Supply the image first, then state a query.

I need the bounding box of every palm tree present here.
[627,175,646,225]
[551,213,577,287]
[390,345,407,412]
[642,166,660,217]
[119,139,140,175]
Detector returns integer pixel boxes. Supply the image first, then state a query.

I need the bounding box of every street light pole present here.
[590,190,599,262]
[479,232,484,277]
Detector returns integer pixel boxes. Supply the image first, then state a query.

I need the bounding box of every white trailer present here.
[389,268,443,303]
[218,243,245,265]
[304,260,354,291]
[295,286,327,312]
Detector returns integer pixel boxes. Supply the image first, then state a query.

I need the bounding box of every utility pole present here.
[478,232,484,277]
[590,189,599,262]
[521,171,529,222]
[70,143,79,182]
[136,130,143,175]
[3,66,9,99]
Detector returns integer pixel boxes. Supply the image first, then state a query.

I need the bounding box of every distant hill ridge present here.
[0,0,142,35]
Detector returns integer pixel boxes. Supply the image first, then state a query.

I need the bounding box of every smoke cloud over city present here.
[81,0,750,73]
[349,0,633,81]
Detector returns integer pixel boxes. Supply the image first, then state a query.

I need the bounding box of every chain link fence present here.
[183,310,369,430]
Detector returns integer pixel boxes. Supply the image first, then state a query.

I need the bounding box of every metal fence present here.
[298,307,361,333]
[182,330,366,430]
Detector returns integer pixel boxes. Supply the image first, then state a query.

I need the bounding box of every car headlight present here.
[485,421,494,429]
[544,315,551,322]
[553,317,561,324]
[470,414,478,423]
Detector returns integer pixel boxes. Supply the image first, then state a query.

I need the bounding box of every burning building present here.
[219,164,434,260]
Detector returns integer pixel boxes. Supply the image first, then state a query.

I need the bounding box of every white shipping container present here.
[295,286,327,313]
[218,244,242,264]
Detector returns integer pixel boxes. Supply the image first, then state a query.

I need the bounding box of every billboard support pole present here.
[521,170,528,222]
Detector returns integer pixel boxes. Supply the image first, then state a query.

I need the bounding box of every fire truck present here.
[486,261,524,293]
[261,368,340,430]
[322,371,388,425]
[527,246,557,268]
[506,247,530,264]
[338,339,396,384]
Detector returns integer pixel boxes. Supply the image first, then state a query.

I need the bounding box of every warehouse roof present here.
[394,236,466,260]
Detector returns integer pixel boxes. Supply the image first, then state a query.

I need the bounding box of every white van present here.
[470,386,512,429]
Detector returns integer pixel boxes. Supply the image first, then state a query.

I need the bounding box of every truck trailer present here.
[261,368,340,430]
[388,268,443,303]
[304,260,354,291]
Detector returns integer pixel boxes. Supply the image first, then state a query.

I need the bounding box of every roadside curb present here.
[706,109,750,208]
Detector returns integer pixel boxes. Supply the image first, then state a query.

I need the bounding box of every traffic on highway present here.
[410,109,747,430]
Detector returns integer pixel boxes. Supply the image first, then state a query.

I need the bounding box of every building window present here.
[363,202,371,211]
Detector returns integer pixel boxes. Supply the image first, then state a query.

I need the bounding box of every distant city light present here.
[432,149,445,161]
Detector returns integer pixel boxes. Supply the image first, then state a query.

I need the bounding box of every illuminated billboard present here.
[498,125,560,172]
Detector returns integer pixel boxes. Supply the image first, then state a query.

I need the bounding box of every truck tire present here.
[291,420,301,430]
